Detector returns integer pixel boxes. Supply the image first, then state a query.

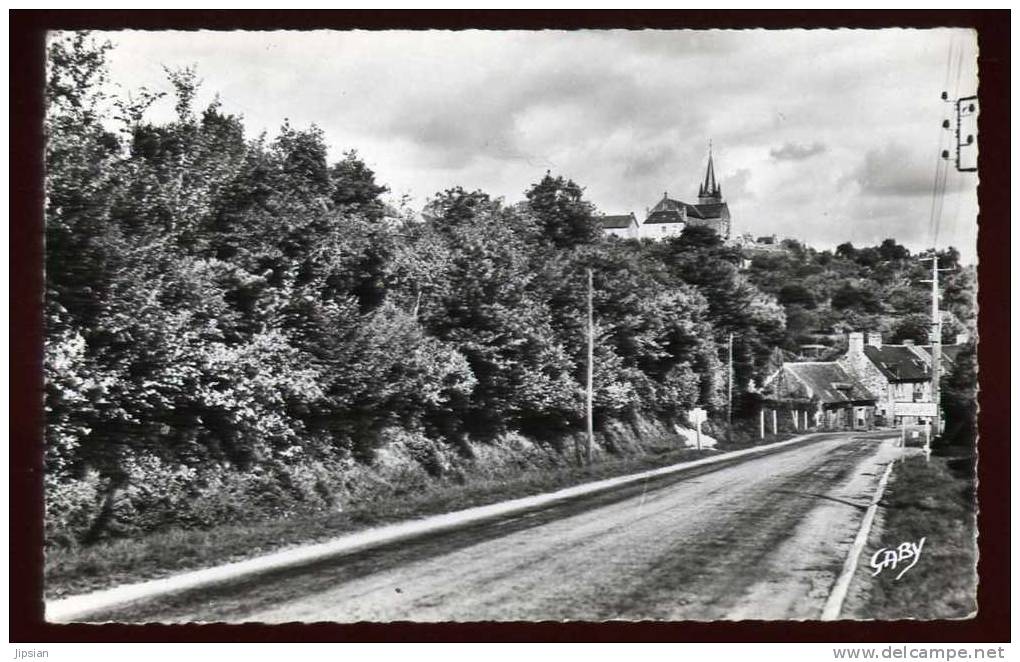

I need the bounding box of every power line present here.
[935,45,968,249]
[927,37,956,251]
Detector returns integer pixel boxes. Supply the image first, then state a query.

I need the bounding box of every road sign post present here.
[690,407,708,451]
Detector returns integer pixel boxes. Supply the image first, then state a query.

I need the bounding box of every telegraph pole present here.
[920,254,953,439]
[930,257,942,438]
[727,333,734,441]
[586,267,594,464]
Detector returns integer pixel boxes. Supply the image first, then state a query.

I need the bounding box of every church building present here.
[641,147,732,241]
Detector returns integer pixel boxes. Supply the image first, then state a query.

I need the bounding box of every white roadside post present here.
[772,409,778,435]
[759,409,765,440]
[690,407,708,451]
[896,401,938,454]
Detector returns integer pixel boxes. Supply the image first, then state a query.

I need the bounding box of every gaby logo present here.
[870,537,926,580]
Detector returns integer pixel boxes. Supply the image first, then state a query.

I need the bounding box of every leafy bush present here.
[44,471,105,547]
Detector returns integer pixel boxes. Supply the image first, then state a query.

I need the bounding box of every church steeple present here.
[698,141,722,204]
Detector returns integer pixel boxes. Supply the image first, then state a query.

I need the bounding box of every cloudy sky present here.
[94,29,979,260]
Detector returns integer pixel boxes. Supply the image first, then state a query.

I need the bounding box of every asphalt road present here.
[86,431,899,623]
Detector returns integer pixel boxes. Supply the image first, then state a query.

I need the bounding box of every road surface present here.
[84,431,899,622]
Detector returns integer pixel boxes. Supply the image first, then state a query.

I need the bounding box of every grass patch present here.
[46,443,716,600]
[855,453,977,619]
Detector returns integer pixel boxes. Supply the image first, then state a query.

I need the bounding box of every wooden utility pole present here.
[930,257,942,439]
[727,332,734,441]
[920,254,952,437]
[586,267,594,464]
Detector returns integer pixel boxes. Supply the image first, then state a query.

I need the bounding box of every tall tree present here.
[524,173,601,249]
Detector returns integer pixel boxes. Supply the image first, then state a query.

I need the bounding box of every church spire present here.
[698,141,722,203]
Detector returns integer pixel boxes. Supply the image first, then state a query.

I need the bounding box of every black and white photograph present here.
[33,23,988,628]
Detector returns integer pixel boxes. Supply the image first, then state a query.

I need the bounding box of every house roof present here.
[650,196,684,213]
[644,209,685,225]
[647,195,729,221]
[598,214,636,229]
[782,362,875,404]
[691,202,728,219]
[863,345,932,381]
[917,344,967,373]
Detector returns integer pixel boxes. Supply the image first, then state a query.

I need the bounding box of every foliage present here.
[941,342,977,447]
[742,237,974,354]
[524,172,601,249]
[43,34,977,547]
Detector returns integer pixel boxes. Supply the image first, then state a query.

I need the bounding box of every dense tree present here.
[524,173,601,249]
[831,282,883,313]
[675,224,723,250]
[878,238,910,262]
[329,149,389,219]
[777,283,817,309]
[889,313,932,344]
[941,342,977,447]
[835,242,856,260]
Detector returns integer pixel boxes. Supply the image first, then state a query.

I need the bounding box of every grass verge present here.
[850,452,977,619]
[46,443,717,600]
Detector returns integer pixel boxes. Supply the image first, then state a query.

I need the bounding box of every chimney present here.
[956,332,970,345]
[867,332,883,349]
[847,332,864,356]
[903,339,915,346]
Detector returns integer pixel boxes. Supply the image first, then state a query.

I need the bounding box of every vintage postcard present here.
[38,26,981,625]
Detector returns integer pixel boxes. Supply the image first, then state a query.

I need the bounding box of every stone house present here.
[837,331,968,427]
[762,361,876,431]
[597,213,640,239]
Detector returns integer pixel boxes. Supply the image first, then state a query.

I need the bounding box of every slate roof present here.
[644,209,685,225]
[646,196,729,223]
[649,197,685,213]
[941,344,965,362]
[863,345,931,381]
[691,202,729,219]
[598,214,636,229]
[918,344,967,373]
[782,362,875,404]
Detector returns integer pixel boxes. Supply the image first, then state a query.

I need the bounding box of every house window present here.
[913,383,924,402]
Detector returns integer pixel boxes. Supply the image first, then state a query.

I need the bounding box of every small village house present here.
[597,213,640,239]
[763,330,970,433]
[838,331,969,427]
[762,361,876,431]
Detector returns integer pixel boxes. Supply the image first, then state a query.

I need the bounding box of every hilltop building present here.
[597,212,640,239]
[601,146,733,241]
